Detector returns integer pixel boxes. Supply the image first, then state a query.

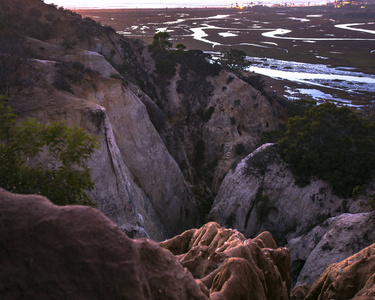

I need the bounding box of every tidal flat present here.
[78,5,375,106]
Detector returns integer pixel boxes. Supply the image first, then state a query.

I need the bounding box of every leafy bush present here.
[0,96,100,206]
[0,12,6,29]
[52,75,72,93]
[278,103,375,197]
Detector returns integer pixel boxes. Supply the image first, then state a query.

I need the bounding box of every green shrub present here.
[0,96,100,206]
[278,103,375,197]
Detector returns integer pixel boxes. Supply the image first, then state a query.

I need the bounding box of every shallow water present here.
[246,57,375,105]
[208,51,375,105]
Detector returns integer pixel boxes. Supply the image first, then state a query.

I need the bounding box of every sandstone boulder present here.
[0,188,208,299]
[209,144,372,245]
[288,212,375,287]
[160,222,291,299]
[304,242,375,300]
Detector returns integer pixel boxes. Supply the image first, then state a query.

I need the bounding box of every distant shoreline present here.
[74,4,327,12]
[76,7,233,12]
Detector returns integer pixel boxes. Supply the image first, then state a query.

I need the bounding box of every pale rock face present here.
[304,242,375,300]
[83,79,199,238]
[64,49,119,78]
[209,144,375,288]
[158,69,280,208]
[288,212,375,287]
[209,144,370,244]
[12,58,199,240]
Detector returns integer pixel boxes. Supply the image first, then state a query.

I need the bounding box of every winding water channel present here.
[246,57,375,106]
[115,11,375,105]
[197,18,375,106]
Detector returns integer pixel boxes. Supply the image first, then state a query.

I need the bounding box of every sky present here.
[43,0,326,9]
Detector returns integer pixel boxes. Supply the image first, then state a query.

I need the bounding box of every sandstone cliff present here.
[0,0,282,239]
[209,143,375,288]
[291,242,375,300]
[209,144,371,243]
[288,212,375,287]
[4,53,199,240]
[138,49,281,213]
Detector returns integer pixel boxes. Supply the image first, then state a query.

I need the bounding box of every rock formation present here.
[144,56,281,213]
[160,222,291,299]
[301,242,375,300]
[0,0,283,239]
[0,188,208,299]
[209,143,375,288]
[288,212,375,287]
[4,186,375,300]
[209,144,372,243]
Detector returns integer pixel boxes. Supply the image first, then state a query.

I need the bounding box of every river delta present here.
[79,5,375,106]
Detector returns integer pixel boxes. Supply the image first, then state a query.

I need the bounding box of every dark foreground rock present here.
[160,222,291,300]
[0,188,208,299]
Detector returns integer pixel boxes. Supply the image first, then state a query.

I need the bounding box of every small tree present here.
[220,48,250,71]
[0,96,100,206]
[151,32,172,51]
[149,32,176,77]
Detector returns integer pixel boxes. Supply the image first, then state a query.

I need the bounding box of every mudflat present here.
[78,5,375,73]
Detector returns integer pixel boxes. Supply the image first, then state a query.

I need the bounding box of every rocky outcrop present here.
[160,222,291,299]
[288,212,375,287]
[209,143,375,291]
[0,0,282,239]
[151,66,281,212]
[302,242,375,300]
[209,144,371,245]
[7,55,199,240]
[0,188,208,299]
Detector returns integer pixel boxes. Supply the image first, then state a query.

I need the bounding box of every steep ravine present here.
[2,0,375,297]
